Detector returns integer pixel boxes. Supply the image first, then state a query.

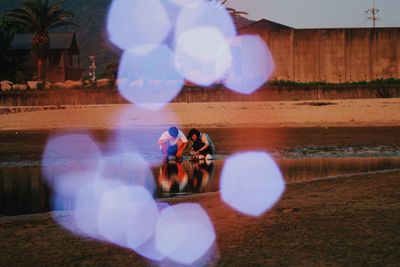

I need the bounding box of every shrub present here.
[376,88,394,98]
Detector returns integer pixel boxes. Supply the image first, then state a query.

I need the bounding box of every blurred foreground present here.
[1,170,399,266]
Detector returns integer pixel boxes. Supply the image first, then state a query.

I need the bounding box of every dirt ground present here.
[1,170,399,266]
[0,99,400,130]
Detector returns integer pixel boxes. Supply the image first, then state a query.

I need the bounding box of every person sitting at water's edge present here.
[187,128,216,160]
[158,126,188,160]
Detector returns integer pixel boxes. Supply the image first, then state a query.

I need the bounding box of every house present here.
[239,19,293,30]
[10,32,83,82]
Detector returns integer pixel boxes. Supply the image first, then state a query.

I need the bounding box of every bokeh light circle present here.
[73,178,123,239]
[42,132,102,188]
[221,35,275,94]
[169,0,203,8]
[107,0,171,51]
[155,203,216,264]
[175,0,236,42]
[117,45,184,110]
[99,151,156,194]
[174,27,232,86]
[51,170,100,198]
[98,185,159,249]
[52,177,123,240]
[111,104,180,166]
[132,201,171,261]
[220,151,285,216]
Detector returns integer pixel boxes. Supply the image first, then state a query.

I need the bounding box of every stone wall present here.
[1,85,399,106]
[240,27,400,83]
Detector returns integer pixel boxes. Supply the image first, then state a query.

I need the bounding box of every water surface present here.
[1,127,400,215]
[1,157,400,215]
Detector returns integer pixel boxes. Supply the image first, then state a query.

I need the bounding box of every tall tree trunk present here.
[37,57,44,81]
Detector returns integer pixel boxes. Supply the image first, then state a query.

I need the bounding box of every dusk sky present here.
[226,0,400,28]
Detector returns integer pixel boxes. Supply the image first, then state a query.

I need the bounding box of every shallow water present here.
[1,127,400,215]
[1,127,400,166]
[1,157,400,215]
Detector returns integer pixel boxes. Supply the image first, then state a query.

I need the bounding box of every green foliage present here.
[270,80,329,86]
[100,62,118,80]
[4,0,77,80]
[0,14,30,80]
[0,13,30,39]
[36,81,44,90]
[270,79,400,86]
[376,88,394,98]
[369,78,400,84]
[6,0,77,34]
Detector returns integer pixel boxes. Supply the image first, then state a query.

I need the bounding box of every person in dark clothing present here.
[187,128,216,160]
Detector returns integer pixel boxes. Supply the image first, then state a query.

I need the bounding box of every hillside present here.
[0,0,254,75]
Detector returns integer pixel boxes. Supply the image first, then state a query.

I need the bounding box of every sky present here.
[226,0,400,28]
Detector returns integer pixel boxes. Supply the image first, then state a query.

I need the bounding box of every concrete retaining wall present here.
[1,85,399,106]
[240,27,400,83]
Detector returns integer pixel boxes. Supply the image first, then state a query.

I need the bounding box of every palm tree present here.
[6,0,76,80]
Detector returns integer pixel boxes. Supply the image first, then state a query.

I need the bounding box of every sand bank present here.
[0,98,400,130]
[1,99,399,265]
[1,170,399,266]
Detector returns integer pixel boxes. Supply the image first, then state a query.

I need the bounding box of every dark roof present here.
[240,19,293,30]
[10,32,77,50]
[232,14,255,29]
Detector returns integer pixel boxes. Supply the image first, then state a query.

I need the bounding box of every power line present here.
[365,0,381,28]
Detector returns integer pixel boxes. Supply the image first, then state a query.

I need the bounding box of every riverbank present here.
[1,98,399,266]
[0,98,400,130]
[1,169,399,266]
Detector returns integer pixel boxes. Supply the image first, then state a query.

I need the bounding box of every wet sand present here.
[1,99,399,265]
[0,99,400,130]
[1,170,399,266]
[1,126,400,163]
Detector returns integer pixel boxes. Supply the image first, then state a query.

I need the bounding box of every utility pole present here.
[89,56,96,83]
[365,0,380,28]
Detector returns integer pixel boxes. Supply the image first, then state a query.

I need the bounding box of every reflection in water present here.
[280,157,400,183]
[156,160,215,197]
[0,166,49,215]
[158,161,189,194]
[1,157,400,215]
[189,161,215,193]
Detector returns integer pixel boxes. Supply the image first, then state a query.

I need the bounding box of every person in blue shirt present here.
[158,126,188,160]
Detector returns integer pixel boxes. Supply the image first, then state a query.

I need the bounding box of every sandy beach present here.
[1,98,399,266]
[0,98,400,130]
[0,169,399,266]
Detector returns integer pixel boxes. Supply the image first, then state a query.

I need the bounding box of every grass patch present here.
[270,78,400,86]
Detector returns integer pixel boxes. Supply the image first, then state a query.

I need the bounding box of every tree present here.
[101,62,119,81]
[0,14,32,81]
[6,0,77,81]
[0,14,29,81]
